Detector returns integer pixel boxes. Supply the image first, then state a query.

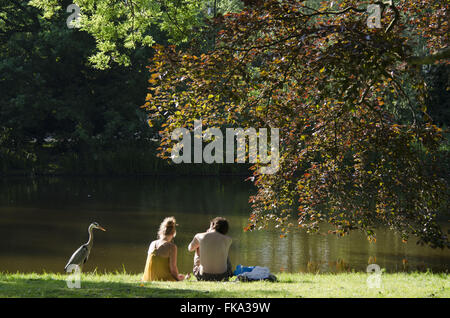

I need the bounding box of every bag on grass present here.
[235,266,277,282]
[233,264,255,276]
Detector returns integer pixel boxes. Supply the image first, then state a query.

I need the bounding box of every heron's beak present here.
[98,226,106,232]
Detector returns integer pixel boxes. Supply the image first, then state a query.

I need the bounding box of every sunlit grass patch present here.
[0,271,448,298]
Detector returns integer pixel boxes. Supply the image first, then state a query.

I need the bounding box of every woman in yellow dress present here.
[142,217,186,281]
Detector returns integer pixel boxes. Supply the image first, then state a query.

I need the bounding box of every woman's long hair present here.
[158,217,177,240]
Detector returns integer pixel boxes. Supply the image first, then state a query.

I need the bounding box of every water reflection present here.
[0,177,448,274]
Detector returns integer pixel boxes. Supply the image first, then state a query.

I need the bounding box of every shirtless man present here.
[188,217,233,281]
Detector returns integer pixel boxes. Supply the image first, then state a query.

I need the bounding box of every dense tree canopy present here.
[0,0,245,174]
[1,0,448,247]
[0,0,156,172]
[29,0,243,68]
[145,0,449,247]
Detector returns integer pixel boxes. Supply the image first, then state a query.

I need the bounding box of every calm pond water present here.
[0,176,448,274]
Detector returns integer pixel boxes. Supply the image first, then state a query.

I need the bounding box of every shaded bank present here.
[0,140,252,177]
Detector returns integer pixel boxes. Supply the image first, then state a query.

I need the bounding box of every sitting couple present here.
[142,216,233,282]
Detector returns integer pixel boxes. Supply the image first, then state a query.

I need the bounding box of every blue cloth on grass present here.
[233,264,255,276]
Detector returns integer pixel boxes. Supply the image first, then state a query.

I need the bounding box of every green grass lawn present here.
[0,272,448,298]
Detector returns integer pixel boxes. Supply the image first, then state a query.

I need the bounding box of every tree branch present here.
[408,48,450,65]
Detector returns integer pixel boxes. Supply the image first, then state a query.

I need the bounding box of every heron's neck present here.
[87,226,94,247]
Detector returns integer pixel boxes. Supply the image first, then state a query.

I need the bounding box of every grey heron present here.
[64,222,106,272]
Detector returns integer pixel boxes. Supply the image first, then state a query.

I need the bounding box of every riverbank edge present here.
[0,272,448,298]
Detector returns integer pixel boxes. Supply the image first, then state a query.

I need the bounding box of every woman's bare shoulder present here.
[147,240,157,253]
[158,240,176,249]
[168,241,177,249]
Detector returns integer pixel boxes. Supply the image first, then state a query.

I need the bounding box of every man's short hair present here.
[210,217,229,235]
